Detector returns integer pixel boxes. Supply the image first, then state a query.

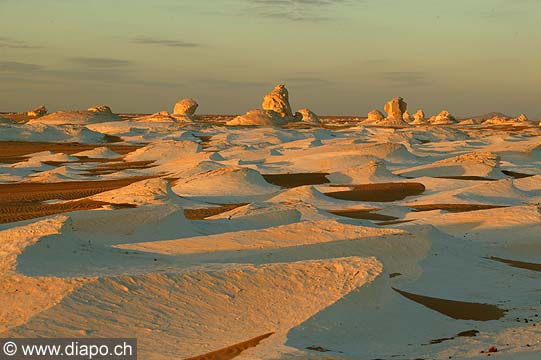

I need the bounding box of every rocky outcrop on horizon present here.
[173,98,198,116]
[228,84,305,126]
[411,109,426,125]
[135,111,178,122]
[297,108,320,124]
[366,109,385,123]
[403,111,412,122]
[27,105,48,117]
[27,105,120,125]
[429,110,456,125]
[377,97,410,127]
[262,84,294,119]
[384,97,407,122]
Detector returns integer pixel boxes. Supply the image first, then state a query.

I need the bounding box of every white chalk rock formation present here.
[482,115,512,125]
[429,110,456,125]
[262,84,294,119]
[297,108,320,124]
[136,111,177,122]
[384,97,407,121]
[374,97,409,127]
[403,111,412,122]
[411,109,426,125]
[482,113,529,126]
[366,109,385,123]
[27,105,120,125]
[27,105,48,117]
[515,114,528,122]
[226,109,288,126]
[227,84,299,126]
[173,98,198,116]
[87,105,113,114]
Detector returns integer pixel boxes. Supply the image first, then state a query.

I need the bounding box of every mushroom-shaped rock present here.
[262,84,294,119]
[87,105,113,113]
[226,109,288,127]
[384,97,407,121]
[297,108,320,124]
[27,105,48,117]
[173,98,198,115]
[430,110,456,125]
[367,109,385,123]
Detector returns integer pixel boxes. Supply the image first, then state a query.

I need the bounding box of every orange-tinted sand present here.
[0,141,141,164]
[0,177,152,203]
[0,177,148,223]
[83,161,156,176]
[488,257,541,272]
[410,204,508,213]
[262,173,330,188]
[393,287,505,321]
[184,204,248,220]
[501,170,535,179]
[430,329,479,344]
[327,209,398,221]
[184,333,273,360]
[435,176,498,181]
[325,182,425,202]
[0,200,136,224]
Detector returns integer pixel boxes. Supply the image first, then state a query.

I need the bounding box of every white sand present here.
[1,116,541,359]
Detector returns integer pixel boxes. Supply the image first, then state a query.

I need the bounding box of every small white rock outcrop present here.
[375,97,409,127]
[297,108,320,124]
[384,97,408,122]
[262,84,294,119]
[28,105,120,125]
[228,84,303,126]
[515,114,528,122]
[429,110,456,125]
[27,105,48,117]
[173,98,198,115]
[403,111,412,122]
[411,109,426,125]
[366,109,385,123]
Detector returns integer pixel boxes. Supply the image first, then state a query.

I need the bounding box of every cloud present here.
[246,0,350,21]
[0,36,41,49]
[70,57,133,69]
[0,57,182,89]
[380,71,432,87]
[133,36,201,48]
[0,61,43,73]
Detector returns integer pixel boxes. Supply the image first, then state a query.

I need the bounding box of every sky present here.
[1,0,541,117]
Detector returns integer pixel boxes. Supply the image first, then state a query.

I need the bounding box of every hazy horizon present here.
[2,0,540,117]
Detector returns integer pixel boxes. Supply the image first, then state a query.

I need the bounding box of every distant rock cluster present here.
[27,105,120,125]
[364,97,409,127]
[227,84,319,126]
[3,89,537,128]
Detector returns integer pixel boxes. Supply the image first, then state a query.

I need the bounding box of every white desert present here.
[1,86,541,360]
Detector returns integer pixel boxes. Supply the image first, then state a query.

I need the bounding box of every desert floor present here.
[1,116,540,359]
